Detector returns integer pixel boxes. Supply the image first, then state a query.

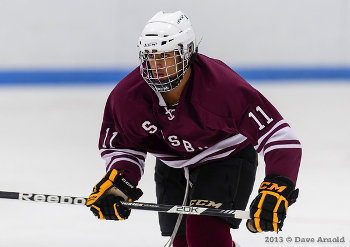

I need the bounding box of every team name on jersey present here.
[141,120,208,153]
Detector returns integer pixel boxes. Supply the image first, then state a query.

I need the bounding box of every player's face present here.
[147,51,182,81]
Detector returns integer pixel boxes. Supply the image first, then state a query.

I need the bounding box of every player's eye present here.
[162,53,171,59]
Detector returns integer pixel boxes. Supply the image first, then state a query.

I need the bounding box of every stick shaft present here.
[0,190,250,219]
[120,201,250,219]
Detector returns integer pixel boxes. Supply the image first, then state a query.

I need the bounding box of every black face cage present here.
[139,43,196,92]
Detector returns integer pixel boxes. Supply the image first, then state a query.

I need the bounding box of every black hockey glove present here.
[86,169,143,220]
[246,175,299,233]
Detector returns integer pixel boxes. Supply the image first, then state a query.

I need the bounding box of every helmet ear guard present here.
[138,11,198,92]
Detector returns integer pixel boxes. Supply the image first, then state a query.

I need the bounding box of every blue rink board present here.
[0,67,350,85]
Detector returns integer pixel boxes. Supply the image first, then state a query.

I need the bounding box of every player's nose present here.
[155,59,165,70]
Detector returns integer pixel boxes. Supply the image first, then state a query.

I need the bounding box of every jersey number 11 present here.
[248,106,273,130]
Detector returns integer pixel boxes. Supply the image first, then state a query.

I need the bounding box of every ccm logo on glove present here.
[247,175,299,233]
[259,182,287,193]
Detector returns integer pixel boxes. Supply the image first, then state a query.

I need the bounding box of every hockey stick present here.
[0,190,250,219]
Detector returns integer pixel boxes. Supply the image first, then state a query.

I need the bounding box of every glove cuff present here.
[260,174,298,205]
[264,174,295,186]
[112,170,143,201]
[109,162,141,185]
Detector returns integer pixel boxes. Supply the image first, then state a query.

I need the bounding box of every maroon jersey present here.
[99,54,302,185]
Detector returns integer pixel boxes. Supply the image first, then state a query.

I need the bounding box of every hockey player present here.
[86,11,302,247]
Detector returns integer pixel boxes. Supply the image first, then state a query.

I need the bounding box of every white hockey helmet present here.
[138,11,197,92]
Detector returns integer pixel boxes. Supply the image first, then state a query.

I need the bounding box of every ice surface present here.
[0,82,349,246]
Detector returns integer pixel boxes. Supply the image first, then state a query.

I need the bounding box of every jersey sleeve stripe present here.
[100,148,146,177]
[100,148,147,159]
[106,157,144,175]
[100,148,146,158]
[263,140,301,152]
[255,123,290,153]
[106,154,144,169]
[255,122,301,156]
[101,152,145,168]
[263,144,302,155]
[265,126,299,146]
[254,120,287,151]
